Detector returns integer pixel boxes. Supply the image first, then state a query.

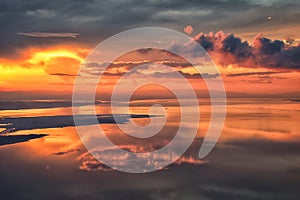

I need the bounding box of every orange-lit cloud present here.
[190,31,300,69]
[184,25,194,35]
[1,31,300,99]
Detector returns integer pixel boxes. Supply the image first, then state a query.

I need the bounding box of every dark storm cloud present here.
[1,0,300,59]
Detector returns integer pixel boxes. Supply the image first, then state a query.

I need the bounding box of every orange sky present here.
[0,40,299,100]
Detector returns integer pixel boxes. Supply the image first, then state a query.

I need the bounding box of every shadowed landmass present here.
[0,134,47,146]
[0,114,152,131]
[0,101,107,110]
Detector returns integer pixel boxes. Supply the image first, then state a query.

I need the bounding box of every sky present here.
[0,0,300,99]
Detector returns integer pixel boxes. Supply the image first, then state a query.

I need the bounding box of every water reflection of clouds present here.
[52,148,81,156]
[77,144,206,172]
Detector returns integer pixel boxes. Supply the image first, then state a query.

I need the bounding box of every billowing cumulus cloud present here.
[175,31,300,69]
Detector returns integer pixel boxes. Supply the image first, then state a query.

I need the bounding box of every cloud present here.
[17,32,79,38]
[184,25,193,35]
[1,0,300,59]
[43,56,81,77]
[82,60,219,80]
[226,71,289,77]
[173,31,300,69]
[49,73,78,77]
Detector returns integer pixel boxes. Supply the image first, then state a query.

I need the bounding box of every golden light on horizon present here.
[0,47,85,92]
[0,46,299,97]
[27,50,84,65]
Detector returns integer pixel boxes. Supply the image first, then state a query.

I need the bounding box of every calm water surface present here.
[0,98,300,200]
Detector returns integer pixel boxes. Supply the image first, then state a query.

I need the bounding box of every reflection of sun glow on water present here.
[0,98,300,173]
[77,145,207,172]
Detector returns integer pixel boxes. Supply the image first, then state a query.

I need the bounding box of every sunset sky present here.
[0,0,299,99]
[1,2,300,199]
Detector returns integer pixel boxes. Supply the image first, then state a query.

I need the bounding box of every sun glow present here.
[28,50,84,65]
[0,46,299,97]
[0,47,86,92]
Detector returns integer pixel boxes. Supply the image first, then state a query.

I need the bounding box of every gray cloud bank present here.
[1,0,300,58]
